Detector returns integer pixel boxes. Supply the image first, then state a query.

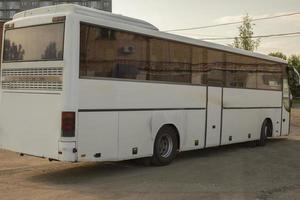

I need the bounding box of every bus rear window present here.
[3,23,64,62]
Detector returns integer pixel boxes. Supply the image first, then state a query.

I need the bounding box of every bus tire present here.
[151,126,178,166]
[256,120,271,146]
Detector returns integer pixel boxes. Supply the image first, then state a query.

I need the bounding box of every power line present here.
[199,31,300,41]
[164,12,300,32]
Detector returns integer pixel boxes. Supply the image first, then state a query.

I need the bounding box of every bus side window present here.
[79,22,284,91]
[225,64,257,89]
[257,65,282,90]
[206,50,225,87]
[148,39,192,84]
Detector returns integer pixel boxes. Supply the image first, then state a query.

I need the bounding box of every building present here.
[0,0,112,21]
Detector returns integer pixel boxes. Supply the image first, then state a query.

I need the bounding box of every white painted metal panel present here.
[182,110,206,151]
[118,112,153,160]
[77,112,118,161]
[222,109,281,145]
[0,92,61,159]
[281,110,290,136]
[222,110,261,145]
[272,109,283,137]
[58,141,77,162]
[222,88,283,145]
[78,79,206,110]
[223,88,282,108]
[205,87,222,148]
[281,108,290,136]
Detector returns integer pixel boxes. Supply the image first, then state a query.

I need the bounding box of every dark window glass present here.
[257,65,282,90]
[80,24,148,79]
[80,24,195,84]
[3,23,64,62]
[79,23,284,90]
[148,39,191,83]
[191,47,207,85]
[206,50,225,87]
[225,64,257,89]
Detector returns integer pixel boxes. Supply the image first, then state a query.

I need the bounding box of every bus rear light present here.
[61,112,75,137]
[52,16,66,23]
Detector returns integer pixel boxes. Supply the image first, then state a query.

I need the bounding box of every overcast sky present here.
[113,0,300,56]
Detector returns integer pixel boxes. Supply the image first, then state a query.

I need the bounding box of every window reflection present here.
[79,23,284,90]
[3,23,64,62]
[257,65,282,90]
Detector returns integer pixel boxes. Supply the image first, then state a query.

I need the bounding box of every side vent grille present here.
[2,68,63,91]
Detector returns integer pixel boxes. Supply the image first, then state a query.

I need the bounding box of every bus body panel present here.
[77,109,207,161]
[205,87,222,148]
[77,112,119,161]
[78,79,207,110]
[0,92,61,159]
[222,88,283,145]
[281,84,290,136]
[281,106,290,136]
[222,109,282,145]
[223,88,282,108]
[77,79,207,160]
[182,110,206,151]
[118,111,155,160]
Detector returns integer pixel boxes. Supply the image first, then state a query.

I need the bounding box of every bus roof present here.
[13,4,287,65]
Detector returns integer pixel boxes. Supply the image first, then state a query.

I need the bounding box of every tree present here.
[42,42,58,59]
[288,55,300,71]
[269,52,287,61]
[232,14,260,51]
[288,55,300,97]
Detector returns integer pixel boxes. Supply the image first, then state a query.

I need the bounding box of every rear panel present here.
[0,92,62,159]
[0,14,69,160]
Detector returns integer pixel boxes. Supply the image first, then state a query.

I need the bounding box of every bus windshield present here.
[3,23,64,62]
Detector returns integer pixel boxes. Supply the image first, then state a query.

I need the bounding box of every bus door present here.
[281,78,291,136]
[205,87,223,147]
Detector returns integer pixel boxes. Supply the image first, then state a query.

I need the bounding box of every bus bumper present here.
[58,141,77,162]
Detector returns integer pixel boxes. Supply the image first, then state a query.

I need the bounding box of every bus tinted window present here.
[80,25,148,79]
[257,65,283,90]
[225,64,257,88]
[3,23,64,62]
[148,39,192,83]
[191,47,207,85]
[79,23,284,90]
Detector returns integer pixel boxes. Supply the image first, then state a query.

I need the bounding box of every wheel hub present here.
[159,134,173,158]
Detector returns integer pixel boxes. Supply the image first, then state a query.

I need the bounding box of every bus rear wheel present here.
[151,126,178,166]
[256,120,272,146]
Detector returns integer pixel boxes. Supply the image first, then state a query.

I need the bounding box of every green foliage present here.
[269,52,287,61]
[288,55,300,97]
[232,14,260,51]
[288,55,300,71]
[269,52,300,97]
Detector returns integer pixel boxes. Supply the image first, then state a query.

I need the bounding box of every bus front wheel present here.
[151,126,179,166]
[256,120,272,146]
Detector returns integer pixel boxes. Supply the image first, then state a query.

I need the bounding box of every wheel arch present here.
[151,111,185,151]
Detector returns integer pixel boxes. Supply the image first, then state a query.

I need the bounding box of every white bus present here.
[0,4,291,166]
